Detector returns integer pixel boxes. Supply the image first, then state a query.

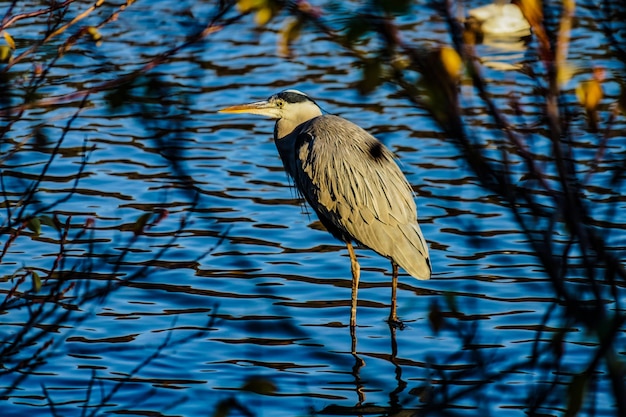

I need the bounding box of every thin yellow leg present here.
[389,262,399,325]
[346,242,360,328]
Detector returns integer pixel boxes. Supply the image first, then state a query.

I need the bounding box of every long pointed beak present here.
[218,100,279,118]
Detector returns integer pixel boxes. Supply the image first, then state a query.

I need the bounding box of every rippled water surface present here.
[1,1,625,416]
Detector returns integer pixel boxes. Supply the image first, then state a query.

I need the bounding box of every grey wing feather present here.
[292,115,431,280]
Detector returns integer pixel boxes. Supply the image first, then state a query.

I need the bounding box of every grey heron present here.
[219,90,431,327]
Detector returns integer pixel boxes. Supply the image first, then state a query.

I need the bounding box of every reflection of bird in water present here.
[576,67,605,132]
[219,90,431,327]
[466,0,531,39]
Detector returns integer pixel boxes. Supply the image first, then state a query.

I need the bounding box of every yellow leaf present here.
[576,67,604,111]
[237,0,253,12]
[87,26,102,43]
[278,18,302,57]
[237,0,265,13]
[576,81,601,110]
[576,67,604,131]
[31,271,42,293]
[3,31,15,50]
[440,46,462,81]
[0,45,12,63]
[255,6,273,26]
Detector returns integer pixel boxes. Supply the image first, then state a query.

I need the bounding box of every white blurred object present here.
[468,1,531,38]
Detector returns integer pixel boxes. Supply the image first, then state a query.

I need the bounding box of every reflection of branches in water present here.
[0,1,244,116]
[0,0,240,411]
[256,0,626,415]
[0,179,211,403]
[1,96,92,230]
[69,313,219,417]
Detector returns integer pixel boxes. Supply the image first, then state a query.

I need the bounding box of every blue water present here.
[1,1,624,416]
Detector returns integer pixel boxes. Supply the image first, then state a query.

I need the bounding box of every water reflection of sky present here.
[1,1,624,416]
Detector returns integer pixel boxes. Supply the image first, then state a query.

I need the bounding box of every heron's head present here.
[219,89,322,121]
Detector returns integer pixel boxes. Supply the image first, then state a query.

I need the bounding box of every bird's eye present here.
[276,99,285,108]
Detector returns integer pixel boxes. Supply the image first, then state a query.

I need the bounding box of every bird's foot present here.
[387,316,406,330]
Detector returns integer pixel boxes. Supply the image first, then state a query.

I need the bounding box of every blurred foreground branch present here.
[237,0,626,414]
[0,0,240,410]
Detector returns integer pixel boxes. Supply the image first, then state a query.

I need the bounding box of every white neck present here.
[274,101,323,140]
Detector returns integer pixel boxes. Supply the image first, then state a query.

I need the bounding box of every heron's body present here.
[219,90,431,326]
[277,114,430,279]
